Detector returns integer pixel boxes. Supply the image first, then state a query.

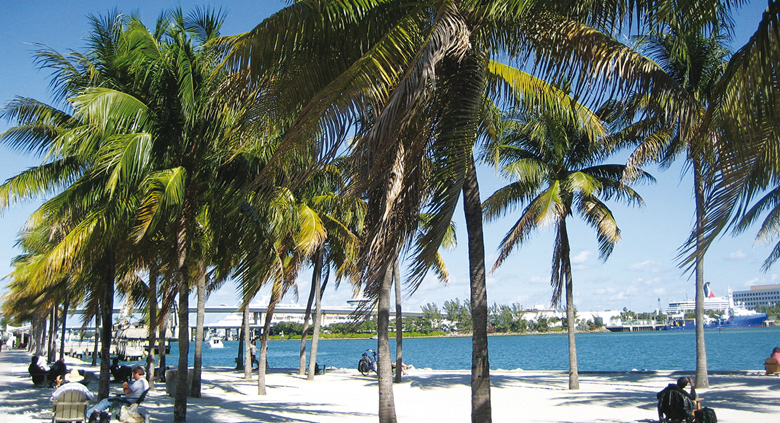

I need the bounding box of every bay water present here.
[156,327,779,372]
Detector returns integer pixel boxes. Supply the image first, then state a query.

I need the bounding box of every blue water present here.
[150,327,780,372]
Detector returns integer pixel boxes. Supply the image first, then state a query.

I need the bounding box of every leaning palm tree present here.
[483,103,651,389]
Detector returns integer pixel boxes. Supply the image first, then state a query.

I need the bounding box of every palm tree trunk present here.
[693,157,709,388]
[98,251,116,400]
[191,265,206,398]
[159,313,168,374]
[393,257,403,384]
[307,248,324,380]
[258,287,280,395]
[299,264,318,375]
[48,305,57,364]
[174,272,190,422]
[174,191,194,422]
[559,219,579,390]
[377,264,397,423]
[59,299,69,362]
[92,310,99,367]
[243,303,252,378]
[146,268,158,389]
[462,154,492,423]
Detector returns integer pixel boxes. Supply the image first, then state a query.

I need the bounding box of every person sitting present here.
[110,357,133,383]
[391,361,414,375]
[771,347,780,362]
[657,377,697,423]
[87,366,149,422]
[765,347,780,375]
[28,355,51,387]
[51,369,95,402]
[49,359,68,382]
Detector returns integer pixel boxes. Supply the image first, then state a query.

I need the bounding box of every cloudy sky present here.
[0,0,775,318]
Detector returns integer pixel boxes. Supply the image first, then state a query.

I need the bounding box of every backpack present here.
[694,407,717,423]
[658,388,695,420]
[358,357,371,374]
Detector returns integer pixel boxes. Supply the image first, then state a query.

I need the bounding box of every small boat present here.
[208,337,224,348]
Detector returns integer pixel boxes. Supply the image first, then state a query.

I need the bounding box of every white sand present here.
[1,349,778,422]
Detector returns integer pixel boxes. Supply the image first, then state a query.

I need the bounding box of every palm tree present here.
[600,10,763,387]
[664,5,780,391]
[222,2,735,419]
[483,103,651,389]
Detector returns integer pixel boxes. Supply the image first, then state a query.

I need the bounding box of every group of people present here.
[28,355,67,387]
[47,357,148,423]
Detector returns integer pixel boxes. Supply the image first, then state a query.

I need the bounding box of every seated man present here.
[28,355,51,386]
[657,377,697,423]
[51,369,95,402]
[87,366,149,422]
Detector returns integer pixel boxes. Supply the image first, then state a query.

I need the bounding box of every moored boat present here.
[208,337,224,348]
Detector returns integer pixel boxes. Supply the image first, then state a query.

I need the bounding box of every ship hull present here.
[664,313,768,330]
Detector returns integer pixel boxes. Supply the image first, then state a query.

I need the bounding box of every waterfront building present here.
[732,284,780,309]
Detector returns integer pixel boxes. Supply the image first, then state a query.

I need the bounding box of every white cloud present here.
[727,250,748,260]
[628,260,661,273]
[572,250,592,264]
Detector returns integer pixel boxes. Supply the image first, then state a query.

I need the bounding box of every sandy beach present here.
[1,349,778,422]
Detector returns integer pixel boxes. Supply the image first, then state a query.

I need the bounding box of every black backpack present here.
[694,407,717,423]
[659,388,695,420]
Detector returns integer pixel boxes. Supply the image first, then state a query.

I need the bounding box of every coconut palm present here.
[222,1,738,419]
[596,8,769,386]
[676,5,780,379]
[482,103,652,389]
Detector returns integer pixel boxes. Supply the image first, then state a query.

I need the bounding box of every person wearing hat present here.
[50,369,95,402]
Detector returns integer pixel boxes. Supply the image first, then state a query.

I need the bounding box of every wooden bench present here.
[765,358,780,375]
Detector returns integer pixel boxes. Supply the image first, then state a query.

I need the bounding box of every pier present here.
[605,320,665,332]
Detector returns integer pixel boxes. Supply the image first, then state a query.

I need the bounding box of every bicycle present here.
[357,349,377,376]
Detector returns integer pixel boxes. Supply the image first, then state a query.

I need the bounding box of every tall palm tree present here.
[221,1,740,419]
[483,104,651,389]
[602,12,750,387]
[676,6,780,387]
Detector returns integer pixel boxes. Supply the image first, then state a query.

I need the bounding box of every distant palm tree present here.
[483,104,651,389]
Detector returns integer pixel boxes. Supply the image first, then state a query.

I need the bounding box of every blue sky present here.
[0,0,775,317]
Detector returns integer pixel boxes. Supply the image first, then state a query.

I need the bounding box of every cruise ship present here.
[665,283,767,330]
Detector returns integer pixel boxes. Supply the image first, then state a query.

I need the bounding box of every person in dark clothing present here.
[657,377,697,422]
[110,357,133,383]
[28,355,51,386]
[49,359,68,382]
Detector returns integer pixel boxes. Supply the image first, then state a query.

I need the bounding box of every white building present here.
[732,284,780,309]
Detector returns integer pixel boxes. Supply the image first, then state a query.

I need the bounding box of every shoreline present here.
[3,349,780,422]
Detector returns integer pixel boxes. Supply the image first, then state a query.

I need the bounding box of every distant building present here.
[732,284,780,310]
